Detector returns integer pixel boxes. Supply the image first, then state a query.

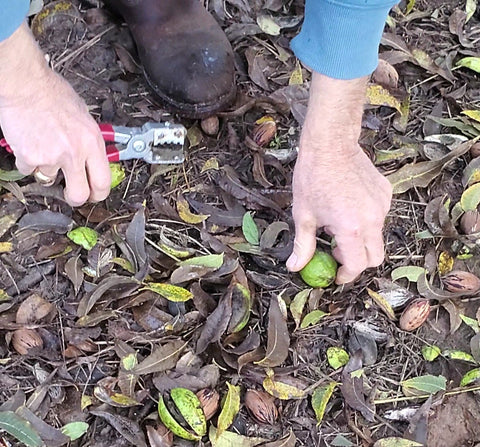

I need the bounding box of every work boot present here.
[106,0,236,118]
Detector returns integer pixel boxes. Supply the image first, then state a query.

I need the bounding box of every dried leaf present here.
[462,157,480,187]
[373,439,423,447]
[256,14,280,35]
[340,351,375,421]
[146,424,173,447]
[132,340,186,375]
[126,206,147,272]
[177,194,209,224]
[311,382,338,425]
[209,426,266,447]
[64,256,84,295]
[260,431,297,447]
[196,285,233,354]
[18,210,74,234]
[216,382,240,439]
[228,282,251,333]
[466,0,477,21]
[366,84,402,113]
[262,370,306,400]
[387,140,472,193]
[16,294,53,324]
[90,410,147,447]
[438,251,454,276]
[366,288,396,320]
[77,276,139,317]
[256,293,289,367]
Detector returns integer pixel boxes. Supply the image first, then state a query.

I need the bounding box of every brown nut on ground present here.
[244,389,278,425]
[460,211,480,234]
[399,300,430,331]
[12,329,43,355]
[196,388,219,420]
[470,141,480,158]
[200,116,220,136]
[442,270,480,294]
[252,118,276,147]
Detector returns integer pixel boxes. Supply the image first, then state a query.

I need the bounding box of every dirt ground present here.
[2,0,480,446]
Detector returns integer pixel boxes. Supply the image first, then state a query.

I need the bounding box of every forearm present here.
[0,23,50,106]
[300,72,368,158]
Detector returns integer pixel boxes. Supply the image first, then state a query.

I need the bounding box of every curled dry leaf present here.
[399,300,431,331]
[16,294,54,324]
[244,389,278,424]
[12,329,43,355]
[460,210,480,234]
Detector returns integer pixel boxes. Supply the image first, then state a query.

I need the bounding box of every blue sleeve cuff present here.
[0,0,30,42]
[291,0,397,80]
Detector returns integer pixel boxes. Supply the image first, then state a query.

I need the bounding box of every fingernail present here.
[286,254,298,271]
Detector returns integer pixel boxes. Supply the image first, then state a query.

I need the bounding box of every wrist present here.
[0,23,50,106]
[299,71,368,158]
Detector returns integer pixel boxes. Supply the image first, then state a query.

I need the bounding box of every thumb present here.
[286,221,317,272]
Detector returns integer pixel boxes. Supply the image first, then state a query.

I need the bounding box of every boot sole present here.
[144,70,236,119]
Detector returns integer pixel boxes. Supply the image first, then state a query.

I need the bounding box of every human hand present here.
[0,24,110,206]
[286,72,392,284]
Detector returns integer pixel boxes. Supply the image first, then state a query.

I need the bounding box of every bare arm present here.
[0,23,111,205]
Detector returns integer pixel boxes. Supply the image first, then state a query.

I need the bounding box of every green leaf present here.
[67,227,98,250]
[460,368,480,387]
[311,382,338,424]
[109,163,125,188]
[158,395,200,441]
[300,310,328,328]
[216,382,241,439]
[443,349,476,363]
[142,283,193,302]
[170,388,206,436]
[391,266,426,282]
[0,411,42,447]
[256,14,281,35]
[373,438,423,447]
[61,421,89,441]
[0,169,26,182]
[331,435,355,446]
[461,183,480,211]
[327,347,350,370]
[461,314,480,333]
[401,374,446,396]
[466,0,477,21]
[456,57,480,73]
[179,253,224,268]
[242,212,260,245]
[421,345,441,362]
[290,289,310,328]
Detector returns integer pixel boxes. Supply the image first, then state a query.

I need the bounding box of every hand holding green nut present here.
[299,251,338,288]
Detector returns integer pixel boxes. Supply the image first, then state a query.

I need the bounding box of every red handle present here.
[1,124,121,161]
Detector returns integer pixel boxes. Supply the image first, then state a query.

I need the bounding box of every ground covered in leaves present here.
[2,0,480,446]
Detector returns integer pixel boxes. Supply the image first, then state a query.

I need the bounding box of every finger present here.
[86,151,111,203]
[286,217,318,272]
[332,233,368,284]
[15,159,36,176]
[365,232,385,267]
[62,164,90,207]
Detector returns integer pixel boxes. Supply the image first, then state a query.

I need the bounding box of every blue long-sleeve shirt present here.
[1,0,396,80]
